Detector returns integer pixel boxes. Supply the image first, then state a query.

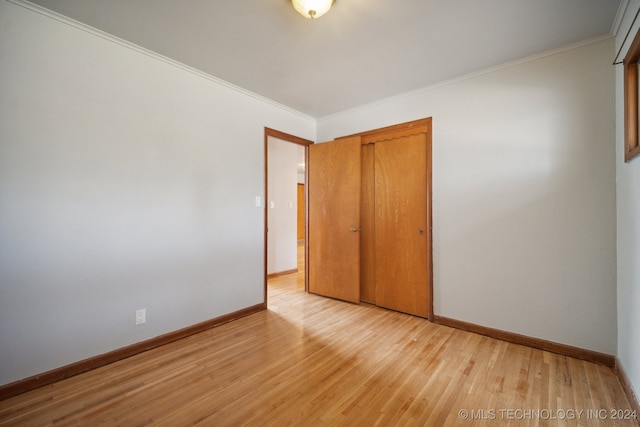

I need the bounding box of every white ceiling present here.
[28,0,622,118]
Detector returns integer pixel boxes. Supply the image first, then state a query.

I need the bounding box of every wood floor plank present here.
[0,245,637,426]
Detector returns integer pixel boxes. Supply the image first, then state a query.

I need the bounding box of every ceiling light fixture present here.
[291,0,335,19]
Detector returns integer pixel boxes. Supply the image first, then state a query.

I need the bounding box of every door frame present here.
[264,118,433,320]
[264,128,314,304]
[336,117,433,320]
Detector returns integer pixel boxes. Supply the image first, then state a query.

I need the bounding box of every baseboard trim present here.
[615,358,640,414]
[266,268,298,279]
[0,303,266,401]
[433,315,616,367]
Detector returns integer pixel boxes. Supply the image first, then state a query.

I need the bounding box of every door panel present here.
[360,143,376,304]
[374,133,429,317]
[308,137,361,303]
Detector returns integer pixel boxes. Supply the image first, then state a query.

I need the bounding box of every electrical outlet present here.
[135,308,146,325]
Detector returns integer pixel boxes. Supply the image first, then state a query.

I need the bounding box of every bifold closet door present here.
[374,133,429,317]
[308,137,361,303]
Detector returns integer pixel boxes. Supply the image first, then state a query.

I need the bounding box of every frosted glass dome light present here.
[292,0,335,19]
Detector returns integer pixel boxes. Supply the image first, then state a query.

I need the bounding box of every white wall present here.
[0,0,314,386]
[318,38,617,354]
[615,0,640,404]
[0,0,622,389]
[267,137,299,275]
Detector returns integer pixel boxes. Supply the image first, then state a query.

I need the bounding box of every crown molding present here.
[612,0,631,38]
[7,0,315,122]
[318,34,614,123]
[7,0,618,126]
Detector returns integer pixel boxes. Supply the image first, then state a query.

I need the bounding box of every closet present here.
[308,118,432,318]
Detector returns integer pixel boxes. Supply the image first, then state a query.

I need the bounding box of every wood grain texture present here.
[616,358,640,418]
[1,261,637,426]
[0,303,266,401]
[374,133,429,317]
[338,117,431,145]
[624,28,640,162]
[308,137,361,303]
[297,183,305,240]
[360,143,376,304]
[340,117,433,319]
[434,315,616,367]
[624,61,639,161]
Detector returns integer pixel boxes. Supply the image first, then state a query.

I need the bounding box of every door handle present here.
[349,227,361,232]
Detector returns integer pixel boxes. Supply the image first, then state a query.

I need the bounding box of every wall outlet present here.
[135,308,146,325]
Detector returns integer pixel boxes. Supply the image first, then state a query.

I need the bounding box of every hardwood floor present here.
[0,245,637,426]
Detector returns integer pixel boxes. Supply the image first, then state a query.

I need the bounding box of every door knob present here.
[349,227,361,232]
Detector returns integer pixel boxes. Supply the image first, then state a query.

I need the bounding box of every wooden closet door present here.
[359,143,376,304]
[308,137,361,303]
[374,133,429,317]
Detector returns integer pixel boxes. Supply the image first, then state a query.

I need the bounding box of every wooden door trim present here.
[296,183,305,241]
[338,118,431,145]
[334,118,433,320]
[264,128,313,302]
[265,128,314,146]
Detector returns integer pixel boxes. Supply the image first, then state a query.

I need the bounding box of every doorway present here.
[264,128,313,303]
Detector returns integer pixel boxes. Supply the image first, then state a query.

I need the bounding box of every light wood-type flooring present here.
[0,244,637,426]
